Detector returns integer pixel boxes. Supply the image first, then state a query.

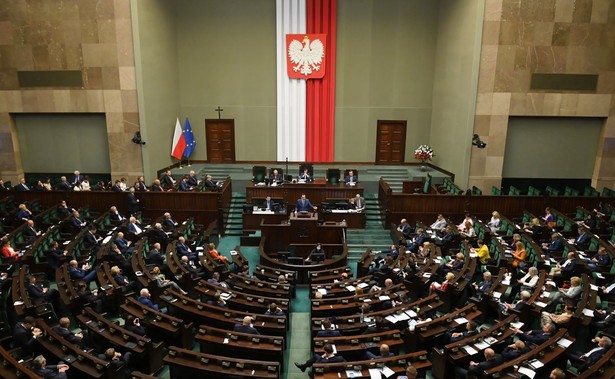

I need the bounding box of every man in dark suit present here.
[71,210,87,230]
[178,176,193,191]
[187,170,200,187]
[71,171,84,185]
[397,218,412,239]
[299,168,312,182]
[316,320,341,337]
[146,242,165,266]
[162,212,179,232]
[270,169,283,183]
[151,223,170,248]
[109,206,125,222]
[68,259,96,284]
[53,317,88,348]
[151,179,164,192]
[453,348,501,379]
[176,236,196,261]
[45,241,68,272]
[502,340,529,360]
[0,179,7,191]
[589,247,612,271]
[127,187,139,215]
[203,175,219,191]
[24,220,42,242]
[160,169,176,189]
[27,275,59,305]
[573,228,590,248]
[98,348,132,370]
[365,343,394,360]
[563,335,611,372]
[262,196,276,211]
[233,316,260,335]
[295,343,346,372]
[513,322,556,345]
[407,228,427,252]
[12,316,42,358]
[56,176,71,191]
[56,200,73,218]
[114,232,133,256]
[16,177,30,191]
[470,271,493,298]
[138,288,165,312]
[126,216,144,237]
[136,176,149,191]
[443,320,478,345]
[111,180,123,192]
[296,194,316,212]
[84,226,101,251]
[32,355,69,379]
[344,170,358,184]
[179,255,207,279]
[542,233,564,258]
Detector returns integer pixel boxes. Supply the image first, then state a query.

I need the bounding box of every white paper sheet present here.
[463,345,478,355]
[518,366,536,378]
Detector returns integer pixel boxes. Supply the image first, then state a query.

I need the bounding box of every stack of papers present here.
[534,301,547,308]
[463,345,478,355]
[378,295,391,301]
[528,359,544,369]
[557,338,573,348]
[454,317,468,324]
[474,340,489,350]
[518,367,536,378]
[582,308,594,317]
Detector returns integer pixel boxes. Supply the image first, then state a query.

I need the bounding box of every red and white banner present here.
[286,34,326,79]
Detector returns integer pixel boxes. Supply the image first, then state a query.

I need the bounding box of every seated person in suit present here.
[114,232,133,256]
[295,343,346,372]
[443,320,478,345]
[46,241,68,271]
[138,288,166,313]
[178,175,194,191]
[84,226,102,251]
[111,180,123,192]
[98,348,131,370]
[175,236,196,261]
[353,194,365,210]
[34,180,48,191]
[160,169,176,189]
[151,179,164,192]
[407,228,427,253]
[187,170,200,187]
[180,255,208,279]
[12,316,43,359]
[316,320,341,337]
[124,315,146,337]
[233,315,260,335]
[299,168,312,182]
[265,302,285,317]
[541,233,564,259]
[56,176,71,191]
[27,274,59,305]
[32,355,69,379]
[162,212,179,231]
[473,239,491,264]
[430,213,447,231]
[68,259,96,284]
[56,200,74,218]
[572,227,590,248]
[109,205,125,222]
[16,177,30,191]
[110,265,131,287]
[547,276,582,310]
[262,196,276,211]
[71,210,88,230]
[203,175,219,191]
[344,170,358,184]
[471,271,493,298]
[270,169,283,183]
[151,223,170,247]
[397,218,412,239]
[501,340,529,360]
[513,322,556,346]
[126,216,143,236]
[549,251,577,277]
[108,245,131,272]
[453,348,501,379]
[305,243,325,263]
[207,293,228,308]
[588,246,612,271]
[146,242,165,266]
[17,203,33,222]
[563,335,612,372]
[296,194,316,213]
[53,317,90,348]
[365,343,394,360]
[76,281,105,313]
[207,271,229,288]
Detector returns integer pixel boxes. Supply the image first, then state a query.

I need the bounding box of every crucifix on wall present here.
[215,106,224,119]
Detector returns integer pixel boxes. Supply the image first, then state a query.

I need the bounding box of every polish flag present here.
[171,118,186,159]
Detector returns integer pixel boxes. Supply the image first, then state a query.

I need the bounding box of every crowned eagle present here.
[288,36,324,76]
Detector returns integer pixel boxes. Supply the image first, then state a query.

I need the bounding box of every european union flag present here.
[183,117,195,158]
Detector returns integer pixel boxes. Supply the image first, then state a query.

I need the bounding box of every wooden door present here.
[375,120,407,164]
[205,119,235,163]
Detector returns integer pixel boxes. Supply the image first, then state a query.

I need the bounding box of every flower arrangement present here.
[414,145,434,163]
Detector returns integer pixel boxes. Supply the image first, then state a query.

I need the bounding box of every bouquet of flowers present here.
[414,145,434,163]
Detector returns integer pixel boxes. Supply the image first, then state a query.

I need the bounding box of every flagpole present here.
[178,158,183,169]
[187,159,191,167]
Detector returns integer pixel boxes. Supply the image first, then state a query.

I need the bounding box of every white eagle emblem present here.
[288,36,325,76]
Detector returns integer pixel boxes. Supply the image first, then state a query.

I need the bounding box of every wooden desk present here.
[260,214,346,251]
[312,351,430,379]
[245,181,363,206]
[164,346,280,379]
